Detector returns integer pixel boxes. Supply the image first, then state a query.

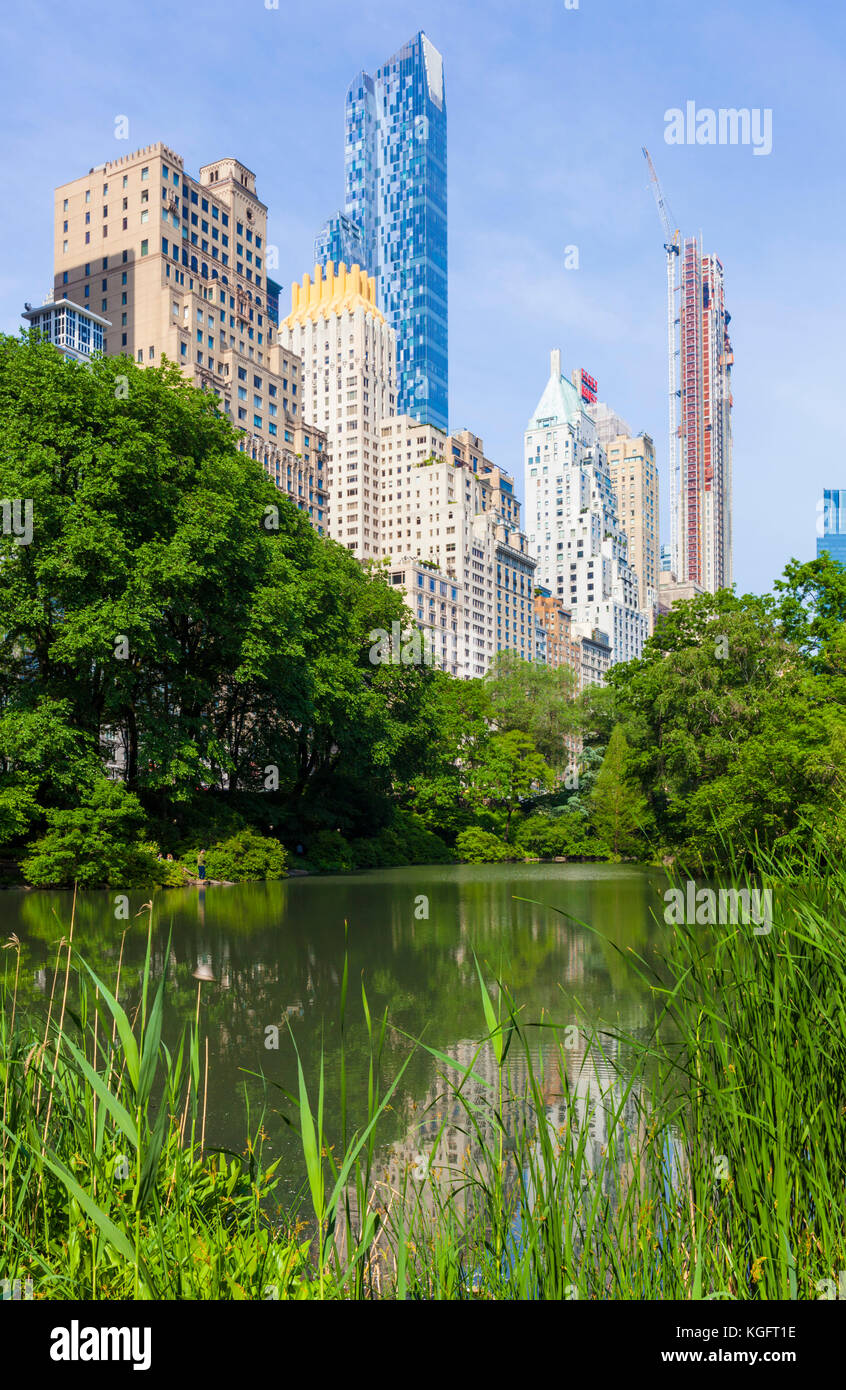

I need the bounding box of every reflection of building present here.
[340,1030,648,1280]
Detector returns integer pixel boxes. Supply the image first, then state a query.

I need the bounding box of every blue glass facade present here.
[314,212,366,275]
[817,488,846,567]
[316,31,448,432]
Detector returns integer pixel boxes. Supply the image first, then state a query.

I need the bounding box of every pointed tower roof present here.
[527,348,585,430]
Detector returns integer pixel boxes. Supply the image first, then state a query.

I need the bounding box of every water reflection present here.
[1,864,668,1203]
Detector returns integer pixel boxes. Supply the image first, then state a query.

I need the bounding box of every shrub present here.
[350,812,454,869]
[515,812,609,860]
[455,828,515,863]
[21,778,164,888]
[301,829,353,874]
[181,830,287,882]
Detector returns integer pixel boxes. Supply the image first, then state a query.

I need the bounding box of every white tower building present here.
[524,350,647,667]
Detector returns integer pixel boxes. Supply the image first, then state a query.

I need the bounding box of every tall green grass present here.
[2,848,845,1299]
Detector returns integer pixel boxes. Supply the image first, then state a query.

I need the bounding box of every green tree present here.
[0,334,435,859]
[773,553,846,673]
[605,587,846,863]
[484,649,578,772]
[589,725,650,858]
[468,731,556,842]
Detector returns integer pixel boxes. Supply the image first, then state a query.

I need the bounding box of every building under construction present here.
[678,238,733,591]
[643,150,734,594]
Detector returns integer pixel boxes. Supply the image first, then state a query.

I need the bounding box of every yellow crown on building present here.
[283,261,385,327]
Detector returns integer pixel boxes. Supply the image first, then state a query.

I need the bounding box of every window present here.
[63,198,68,212]
[140,240,149,256]
[122,175,128,188]
[85,190,91,203]
[141,166,149,181]
[140,210,149,224]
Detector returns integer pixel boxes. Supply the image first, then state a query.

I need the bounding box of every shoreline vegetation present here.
[2,337,846,890]
[2,846,843,1300]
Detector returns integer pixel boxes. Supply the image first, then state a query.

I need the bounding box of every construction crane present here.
[642,147,681,575]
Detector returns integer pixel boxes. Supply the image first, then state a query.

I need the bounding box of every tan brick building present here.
[54,143,328,533]
[605,432,659,628]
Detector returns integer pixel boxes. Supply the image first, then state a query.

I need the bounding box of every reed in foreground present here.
[1,847,844,1299]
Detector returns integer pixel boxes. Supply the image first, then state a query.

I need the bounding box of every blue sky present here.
[2,0,843,594]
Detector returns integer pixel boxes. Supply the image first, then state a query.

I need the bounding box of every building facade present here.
[676,239,733,591]
[386,558,463,676]
[279,261,396,559]
[22,293,110,361]
[316,31,448,431]
[817,488,846,567]
[380,416,536,677]
[605,430,659,626]
[54,143,328,533]
[524,350,648,667]
[533,589,580,684]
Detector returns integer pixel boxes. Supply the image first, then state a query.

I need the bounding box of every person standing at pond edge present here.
[197,849,206,882]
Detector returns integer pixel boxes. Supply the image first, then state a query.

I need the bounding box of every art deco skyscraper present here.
[524,350,647,667]
[315,31,448,432]
[677,239,733,591]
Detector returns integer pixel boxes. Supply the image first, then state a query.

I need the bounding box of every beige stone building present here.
[385,559,464,677]
[279,262,396,559]
[606,432,659,628]
[380,418,536,677]
[657,569,705,615]
[54,143,328,533]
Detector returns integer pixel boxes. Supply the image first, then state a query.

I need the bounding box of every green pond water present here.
[2,863,671,1206]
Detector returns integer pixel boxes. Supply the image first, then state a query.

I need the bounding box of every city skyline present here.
[2,0,843,597]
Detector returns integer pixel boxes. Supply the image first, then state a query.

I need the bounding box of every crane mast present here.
[642,147,681,576]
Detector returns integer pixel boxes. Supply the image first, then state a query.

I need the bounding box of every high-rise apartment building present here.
[676,239,733,591]
[380,417,536,676]
[605,431,659,624]
[278,262,396,559]
[817,488,846,566]
[316,31,448,431]
[524,350,647,666]
[385,559,463,677]
[54,143,328,533]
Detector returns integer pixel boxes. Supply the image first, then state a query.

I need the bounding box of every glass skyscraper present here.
[315,31,448,432]
[817,488,846,567]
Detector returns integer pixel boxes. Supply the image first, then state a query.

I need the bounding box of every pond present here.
[2,862,671,1208]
